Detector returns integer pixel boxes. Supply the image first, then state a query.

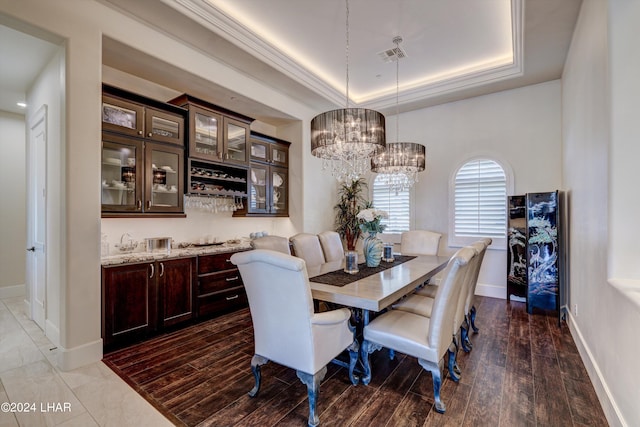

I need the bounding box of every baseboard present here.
[45,319,60,348]
[475,282,506,299]
[56,339,103,371]
[567,311,625,427]
[0,284,26,299]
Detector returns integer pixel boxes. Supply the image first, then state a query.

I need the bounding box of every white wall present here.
[562,1,640,426]
[393,80,563,298]
[25,48,66,347]
[0,111,26,297]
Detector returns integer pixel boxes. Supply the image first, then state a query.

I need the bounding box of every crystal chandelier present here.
[310,0,386,182]
[371,36,425,193]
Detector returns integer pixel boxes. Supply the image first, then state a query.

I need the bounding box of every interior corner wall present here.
[26,47,65,346]
[562,0,640,425]
[0,111,27,296]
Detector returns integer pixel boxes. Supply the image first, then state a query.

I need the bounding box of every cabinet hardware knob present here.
[159,262,164,277]
[218,152,223,159]
[137,200,142,210]
[26,246,35,252]
[225,153,229,160]
[226,294,239,300]
[149,263,155,279]
[138,130,143,135]
[148,132,153,137]
[226,276,239,282]
[146,200,151,210]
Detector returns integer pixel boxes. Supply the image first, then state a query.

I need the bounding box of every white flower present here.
[357,208,388,222]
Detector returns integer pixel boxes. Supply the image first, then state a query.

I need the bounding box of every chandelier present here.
[371,36,425,193]
[310,0,386,182]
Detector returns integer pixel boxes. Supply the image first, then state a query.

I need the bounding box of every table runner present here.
[309,255,416,287]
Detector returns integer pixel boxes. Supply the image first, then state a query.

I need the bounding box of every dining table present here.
[307,254,450,325]
[306,253,451,384]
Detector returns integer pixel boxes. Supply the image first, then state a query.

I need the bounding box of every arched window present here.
[450,158,511,248]
[371,174,410,233]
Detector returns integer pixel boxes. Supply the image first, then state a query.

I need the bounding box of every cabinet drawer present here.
[198,252,237,274]
[197,288,248,318]
[198,270,242,296]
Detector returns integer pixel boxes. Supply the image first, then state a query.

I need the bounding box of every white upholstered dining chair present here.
[290,233,326,268]
[360,246,474,414]
[400,230,442,256]
[317,231,345,262]
[250,235,291,254]
[230,249,358,427]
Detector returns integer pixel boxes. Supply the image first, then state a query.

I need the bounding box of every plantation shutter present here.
[454,159,507,238]
[372,175,410,233]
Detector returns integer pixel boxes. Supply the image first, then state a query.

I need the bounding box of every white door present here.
[26,105,47,330]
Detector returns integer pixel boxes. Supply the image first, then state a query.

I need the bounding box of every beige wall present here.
[563,0,640,425]
[0,111,26,296]
[388,80,563,298]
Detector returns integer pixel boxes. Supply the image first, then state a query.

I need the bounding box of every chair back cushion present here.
[231,250,317,371]
[290,233,326,267]
[428,246,475,354]
[464,238,492,313]
[400,230,442,256]
[251,235,291,255]
[318,231,345,262]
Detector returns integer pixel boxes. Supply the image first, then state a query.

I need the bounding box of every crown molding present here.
[168,0,523,110]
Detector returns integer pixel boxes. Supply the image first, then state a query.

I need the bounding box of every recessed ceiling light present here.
[17,102,27,108]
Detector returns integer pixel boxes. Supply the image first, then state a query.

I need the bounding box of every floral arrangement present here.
[356,208,388,235]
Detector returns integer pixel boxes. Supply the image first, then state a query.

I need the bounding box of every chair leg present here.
[470,305,479,333]
[296,367,327,427]
[248,354,269,397]
[360,340,383,385]
[447,348,460,382]
[461,325,472,352]
[347,339,360,385]
[418,358,446,414]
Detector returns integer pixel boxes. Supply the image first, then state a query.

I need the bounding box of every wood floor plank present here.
[101,297,606,427]
[532,353,573,426]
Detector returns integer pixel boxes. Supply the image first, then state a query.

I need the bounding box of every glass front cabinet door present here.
[102,95,144,138]
[146,143,184,213]
[102,134,143,213]
[223,117,249,166]
[189,106,222,162]
[271,166,288,215]
[249,164,269,214]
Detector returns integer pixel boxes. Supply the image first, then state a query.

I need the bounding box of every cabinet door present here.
[223,117,249,166]
[189,106,222,162]
[146,143,184,213]
[271,166,288,216]
[250,139,269,162]
[102,95,144,138]
[271,143,288,167]
[159,258,195,327]
[248,164,269,214]
[102,263,155,348]
[102,134,143,213]
[145,107,184,146]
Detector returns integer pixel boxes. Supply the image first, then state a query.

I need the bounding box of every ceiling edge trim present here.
[171,0,345,106]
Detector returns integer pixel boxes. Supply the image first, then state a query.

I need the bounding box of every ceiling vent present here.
[377,37,408,63]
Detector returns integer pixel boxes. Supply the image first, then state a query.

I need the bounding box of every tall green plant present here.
[334,178,370,250]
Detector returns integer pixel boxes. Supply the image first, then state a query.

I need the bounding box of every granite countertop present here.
[101,240,252,266]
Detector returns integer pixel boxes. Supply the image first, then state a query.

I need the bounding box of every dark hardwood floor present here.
[102,296,608,426]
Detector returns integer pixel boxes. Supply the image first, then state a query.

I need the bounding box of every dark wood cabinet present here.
[169,94,253,167]
[102,262,156,349]
[102,257,195,350]
[196,250,248,318]
[159,257,196,328]
[240,132,290,217]
[101,86,186,217]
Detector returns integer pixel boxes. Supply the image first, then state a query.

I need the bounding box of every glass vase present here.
[363,232,383,267]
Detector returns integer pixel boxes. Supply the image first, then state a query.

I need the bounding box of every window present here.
[450,158,511,248]
[372,175,410,233]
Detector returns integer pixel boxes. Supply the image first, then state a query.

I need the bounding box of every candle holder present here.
[344,251,359,274]
[382,243,395,262]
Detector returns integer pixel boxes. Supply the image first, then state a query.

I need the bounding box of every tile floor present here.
[0,297,173,427]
